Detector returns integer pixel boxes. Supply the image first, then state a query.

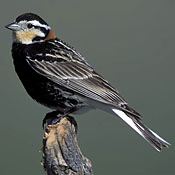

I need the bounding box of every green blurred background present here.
[1,0,174,174]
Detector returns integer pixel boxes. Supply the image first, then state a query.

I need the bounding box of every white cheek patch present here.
[14,19,49,44]
[37,30,45,37]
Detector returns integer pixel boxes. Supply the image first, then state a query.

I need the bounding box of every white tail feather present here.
[149,129,170,145]
[112,108,170,151]
[112,108,145,139]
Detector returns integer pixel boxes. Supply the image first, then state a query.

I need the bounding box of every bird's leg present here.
[42,110,63,129]
[42,108,77,129]
[61,107,77,118]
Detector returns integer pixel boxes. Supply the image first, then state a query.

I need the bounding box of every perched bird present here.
[6,13,169,151]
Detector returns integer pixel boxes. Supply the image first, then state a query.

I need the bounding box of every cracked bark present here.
[42,116,93,175]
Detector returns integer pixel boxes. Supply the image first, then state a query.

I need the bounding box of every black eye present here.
[27,23,33,29]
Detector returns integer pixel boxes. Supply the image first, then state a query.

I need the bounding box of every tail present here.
[112,108,170,151]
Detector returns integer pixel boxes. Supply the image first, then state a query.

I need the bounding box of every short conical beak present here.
[5,22,22,31]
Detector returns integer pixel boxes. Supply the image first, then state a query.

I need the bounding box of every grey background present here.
[1,0,174,174]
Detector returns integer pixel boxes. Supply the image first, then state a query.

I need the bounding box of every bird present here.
[5,13,170,151]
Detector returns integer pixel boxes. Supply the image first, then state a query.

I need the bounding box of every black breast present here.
[11,42,77,110]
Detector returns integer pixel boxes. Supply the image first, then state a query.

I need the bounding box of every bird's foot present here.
[42,108,78,131]
[42,111,63,129]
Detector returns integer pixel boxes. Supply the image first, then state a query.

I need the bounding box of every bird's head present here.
[5,13,56,44]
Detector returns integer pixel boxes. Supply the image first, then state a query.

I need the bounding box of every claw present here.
[42,108,77,129]
[42,111,61,129]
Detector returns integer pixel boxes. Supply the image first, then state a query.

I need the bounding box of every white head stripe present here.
[29,20,50,30]
[19,20,50,30]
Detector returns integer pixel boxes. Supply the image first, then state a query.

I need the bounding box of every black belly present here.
[11,43,83,113]
[13,57,79,112]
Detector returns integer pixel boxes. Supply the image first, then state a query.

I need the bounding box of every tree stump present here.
[42,116,93,175]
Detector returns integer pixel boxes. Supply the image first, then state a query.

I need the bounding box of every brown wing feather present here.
[27,54,141,118]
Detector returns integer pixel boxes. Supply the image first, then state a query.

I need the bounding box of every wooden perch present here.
[42,116,93,175]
